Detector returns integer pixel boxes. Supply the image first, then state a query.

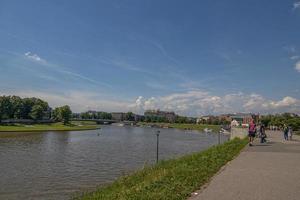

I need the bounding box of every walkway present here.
[189,131,300,200]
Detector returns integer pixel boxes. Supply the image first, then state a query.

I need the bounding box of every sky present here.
[0,0,300,116]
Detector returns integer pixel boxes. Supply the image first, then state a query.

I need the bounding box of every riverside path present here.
[189,131,300,200]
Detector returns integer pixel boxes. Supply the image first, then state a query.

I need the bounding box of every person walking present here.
[248,119,256,146]
[288,126,293,141]
[260,124,267,143]
[283,124,289,141]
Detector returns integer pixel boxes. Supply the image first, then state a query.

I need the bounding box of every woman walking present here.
[248,119,256,146]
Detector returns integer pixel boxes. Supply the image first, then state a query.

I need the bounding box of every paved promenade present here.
[189,131,300,200]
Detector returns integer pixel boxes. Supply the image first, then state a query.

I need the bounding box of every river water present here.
[0,126,228,200]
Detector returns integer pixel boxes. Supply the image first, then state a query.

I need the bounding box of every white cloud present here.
[22,52,111,88]
[2,90,300,116]
[151,41,180,64]
[283,45,296,53]
[295,61,300,72]
[24,52,45,63]
[290,55,300,60]
[269,96,298,108]
[293,2,300,10]
[129,90,300,116]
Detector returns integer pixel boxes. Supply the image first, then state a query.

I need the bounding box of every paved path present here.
[189,131,300,200]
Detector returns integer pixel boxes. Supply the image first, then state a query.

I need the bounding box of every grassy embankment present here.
[138,122,221,132]
[77,138,247,200]
[0,121,100,132]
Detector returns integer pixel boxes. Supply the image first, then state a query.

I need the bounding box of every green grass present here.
[138,122,221,132]
[76,138,247,200]
[0,121,99,132]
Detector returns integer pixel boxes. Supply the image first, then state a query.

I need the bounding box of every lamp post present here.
[156,130,160,163]
[218,130,221,145]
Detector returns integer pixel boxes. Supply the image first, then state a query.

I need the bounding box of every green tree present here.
[60,105,72,124]
[10,96,24,119]
[97,112,112,119]
[125,112,135,121]
[0,96,13,119]
[30,105,44,120]
[0,95,51,120]
[52,105,72,124]
[21,98,35,119]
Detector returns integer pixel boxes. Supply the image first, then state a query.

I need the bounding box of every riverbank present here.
[76,138,247,200]
[0,121,100,132]
[138,122,220,132]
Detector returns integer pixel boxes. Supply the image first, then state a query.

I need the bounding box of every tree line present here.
[0,95,72,124]
[74,111,112,120]
[142,115,197,124]
[260,113,300,130]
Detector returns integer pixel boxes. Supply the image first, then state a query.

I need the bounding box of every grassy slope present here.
[0,121,99,132]
[77,138,247,200]
[138,122,220,132]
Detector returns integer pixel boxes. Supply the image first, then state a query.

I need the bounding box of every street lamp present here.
[218,129,221,145]
[156,130,160,163]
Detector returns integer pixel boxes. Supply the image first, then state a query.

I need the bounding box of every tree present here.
[96,112,112,120]
[30,105,44,120]
[10,96,23,119]
[21,98,35,119]
[0,96,13,119]
[60,105,72,124]
[52,105,72,125]
[21,97,49,119]
[125,112,135,121]
[0,95,52,120]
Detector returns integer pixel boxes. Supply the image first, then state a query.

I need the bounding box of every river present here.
[0,126,228,200]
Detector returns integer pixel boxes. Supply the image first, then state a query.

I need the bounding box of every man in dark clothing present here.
[260,124,266,143]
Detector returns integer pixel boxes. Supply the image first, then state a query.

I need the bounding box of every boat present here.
[112,123,125,127]
[204,128,212,133]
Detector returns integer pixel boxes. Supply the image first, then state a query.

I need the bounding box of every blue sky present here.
[1,0,300,115]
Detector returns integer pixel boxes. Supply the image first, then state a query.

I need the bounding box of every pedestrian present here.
[283,124,289,140]
[288,126,293,141]
[248,119,256,146]
[260,124,267,143]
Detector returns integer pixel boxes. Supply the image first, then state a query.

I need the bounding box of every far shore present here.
[0,121,100,133]
[0,121,221,134]
[137,122,221,132]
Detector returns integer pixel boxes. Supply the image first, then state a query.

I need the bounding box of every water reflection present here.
[0,126,228,200]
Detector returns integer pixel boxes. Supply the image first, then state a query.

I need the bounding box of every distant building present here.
[230,113,257,126]
[197,115,214,124]
[231,119,240,127]
[218,114,232,123]
[111,112,126,121]
[144,110,176,123]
